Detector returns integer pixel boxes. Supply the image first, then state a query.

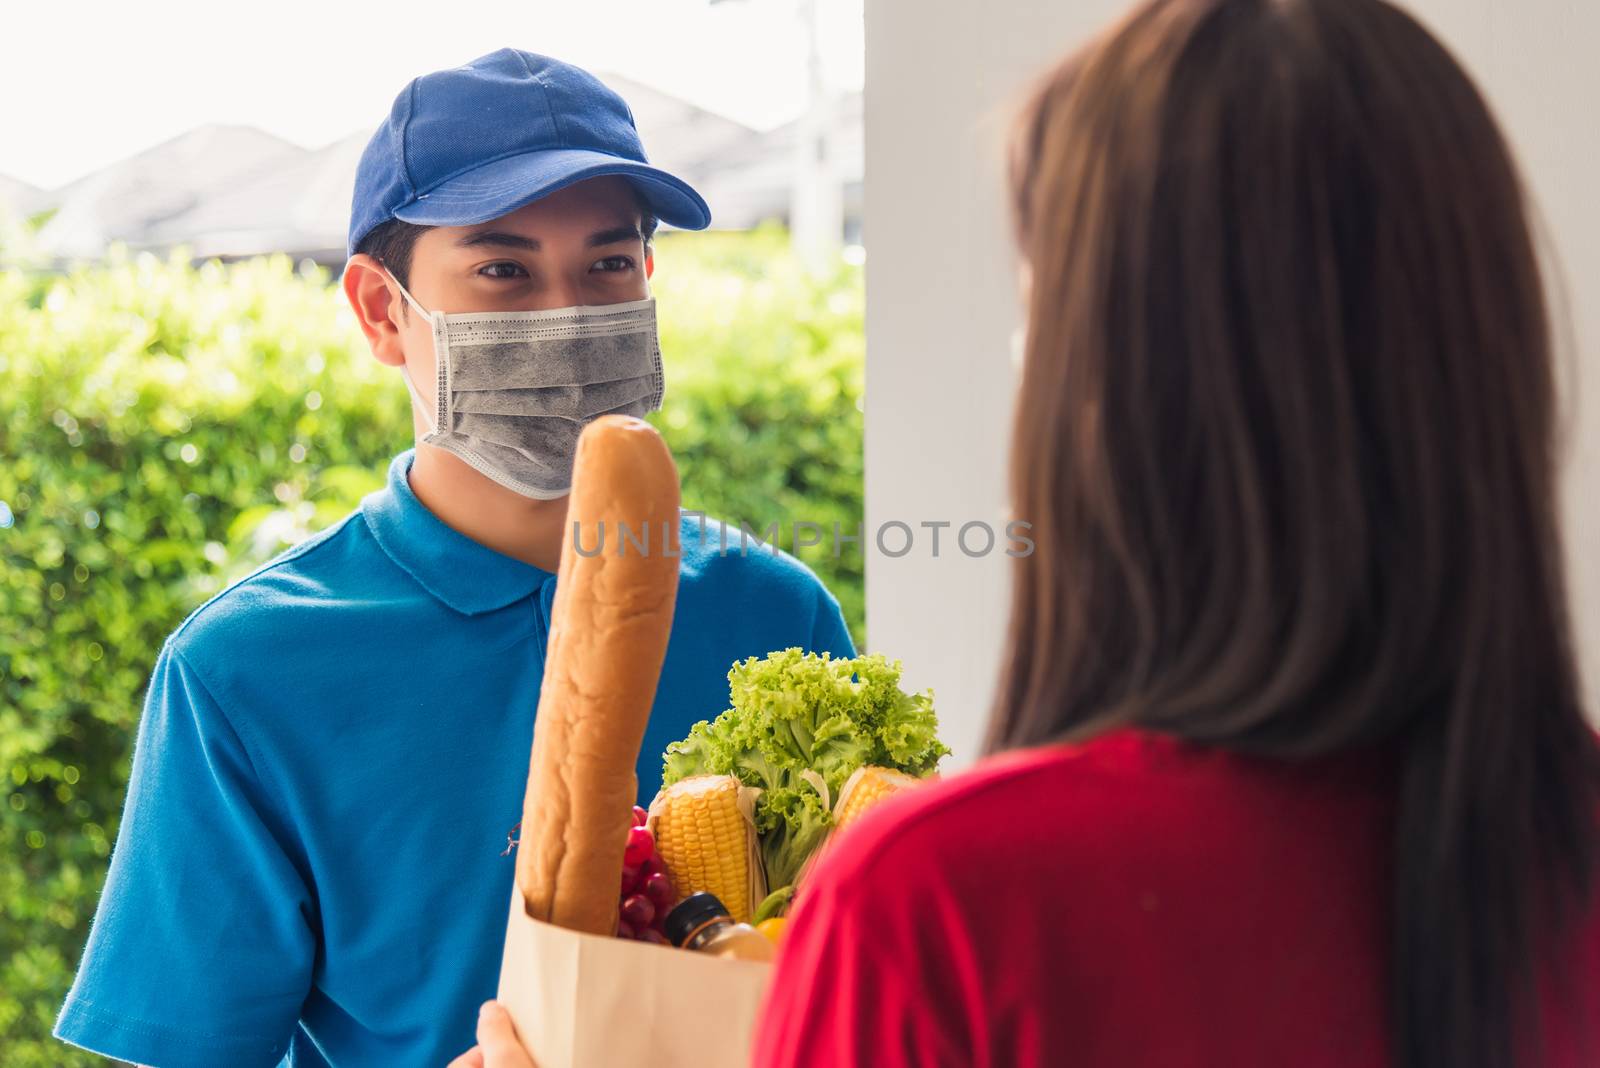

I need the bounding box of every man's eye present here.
[593,256,636,273]
[479,262,527,279]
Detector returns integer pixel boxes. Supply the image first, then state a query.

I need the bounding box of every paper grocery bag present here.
[497,889,773,1068]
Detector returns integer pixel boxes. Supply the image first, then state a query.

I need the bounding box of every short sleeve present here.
[750,842,973,1068]
[54,640,315,1068]
[810,584,857,659]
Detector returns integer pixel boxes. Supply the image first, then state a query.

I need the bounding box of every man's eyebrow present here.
[587,225,644,249]
[451,225,642,252]
[455,231,540,252]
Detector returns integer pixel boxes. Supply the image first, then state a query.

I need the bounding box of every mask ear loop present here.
[386,269,448,436]
[388,270,433,321]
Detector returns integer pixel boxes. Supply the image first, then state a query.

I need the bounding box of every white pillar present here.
[862,0,1600,769]
[862,0,1134,766]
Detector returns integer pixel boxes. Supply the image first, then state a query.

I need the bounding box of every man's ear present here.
[644,250,655,280]
[342,254,407,368]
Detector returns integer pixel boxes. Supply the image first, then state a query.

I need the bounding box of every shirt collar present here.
[361,448,552,616]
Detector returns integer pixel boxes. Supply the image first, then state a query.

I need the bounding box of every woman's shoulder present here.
[809,727,1395,910]
[809,732,1167,891]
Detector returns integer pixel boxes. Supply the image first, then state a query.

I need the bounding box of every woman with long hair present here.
[752,0,1600,1065]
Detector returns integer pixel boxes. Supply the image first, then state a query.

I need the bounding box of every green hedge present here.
[0,227,863,1064]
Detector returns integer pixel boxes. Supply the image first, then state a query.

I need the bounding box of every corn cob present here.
[647,775,766,923]
[833,765,922,831]
[788,766,928,896]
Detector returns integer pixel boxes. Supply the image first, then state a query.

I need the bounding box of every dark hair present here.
[353,188,661,290]
[994,1,1599,1066]
[354,218,432,290]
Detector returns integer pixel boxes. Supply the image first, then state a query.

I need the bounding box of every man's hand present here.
[447,1001,537,1068]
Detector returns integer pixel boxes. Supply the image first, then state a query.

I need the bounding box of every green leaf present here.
[0,230,865,1061]
[660,649,947,893]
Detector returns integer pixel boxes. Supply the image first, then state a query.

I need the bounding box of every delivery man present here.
[54,49,853,1068]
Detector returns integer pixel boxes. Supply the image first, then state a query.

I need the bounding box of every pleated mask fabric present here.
[391,275,664,499]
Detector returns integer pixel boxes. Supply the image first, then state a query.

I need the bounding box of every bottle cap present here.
[664,891,731,948]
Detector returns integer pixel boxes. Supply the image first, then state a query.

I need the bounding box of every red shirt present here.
[752,729,1600,1067]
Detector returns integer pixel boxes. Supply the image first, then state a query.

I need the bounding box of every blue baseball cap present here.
[347,49,712,259]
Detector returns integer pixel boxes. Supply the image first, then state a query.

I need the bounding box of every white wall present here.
[863,0,1600,768]
[862,0,1136,765]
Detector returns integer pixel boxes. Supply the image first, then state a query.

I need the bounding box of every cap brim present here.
[392,148,711,232]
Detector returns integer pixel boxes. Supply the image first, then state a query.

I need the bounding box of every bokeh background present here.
[0,224,865,1064]
[0,1,866,1060]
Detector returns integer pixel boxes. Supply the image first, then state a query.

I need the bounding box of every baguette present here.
[515,414,681,935]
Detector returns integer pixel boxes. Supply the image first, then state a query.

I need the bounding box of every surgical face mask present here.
[390,274,664,499]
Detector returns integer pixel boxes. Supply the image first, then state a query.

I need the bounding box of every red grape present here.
[616,917,635,940]
[632,805,649,827]
[620,863,641,896]
[623,825,655,868]
[642,871,675,909]
[620,893,656,929]
[637,928,670,946]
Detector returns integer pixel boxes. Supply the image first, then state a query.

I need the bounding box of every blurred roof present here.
[600,72,760,181]
[695,89,863,231]
[0,173,48,220]
[24,79,863,268]
[137,130,368,263]
[34,125,306,259]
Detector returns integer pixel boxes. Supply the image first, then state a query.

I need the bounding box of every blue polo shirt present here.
[54,447,854,1068]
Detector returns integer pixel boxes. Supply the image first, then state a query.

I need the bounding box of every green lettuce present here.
[662,649,950,890]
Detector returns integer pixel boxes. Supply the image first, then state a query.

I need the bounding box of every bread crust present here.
[515,415,682,935]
